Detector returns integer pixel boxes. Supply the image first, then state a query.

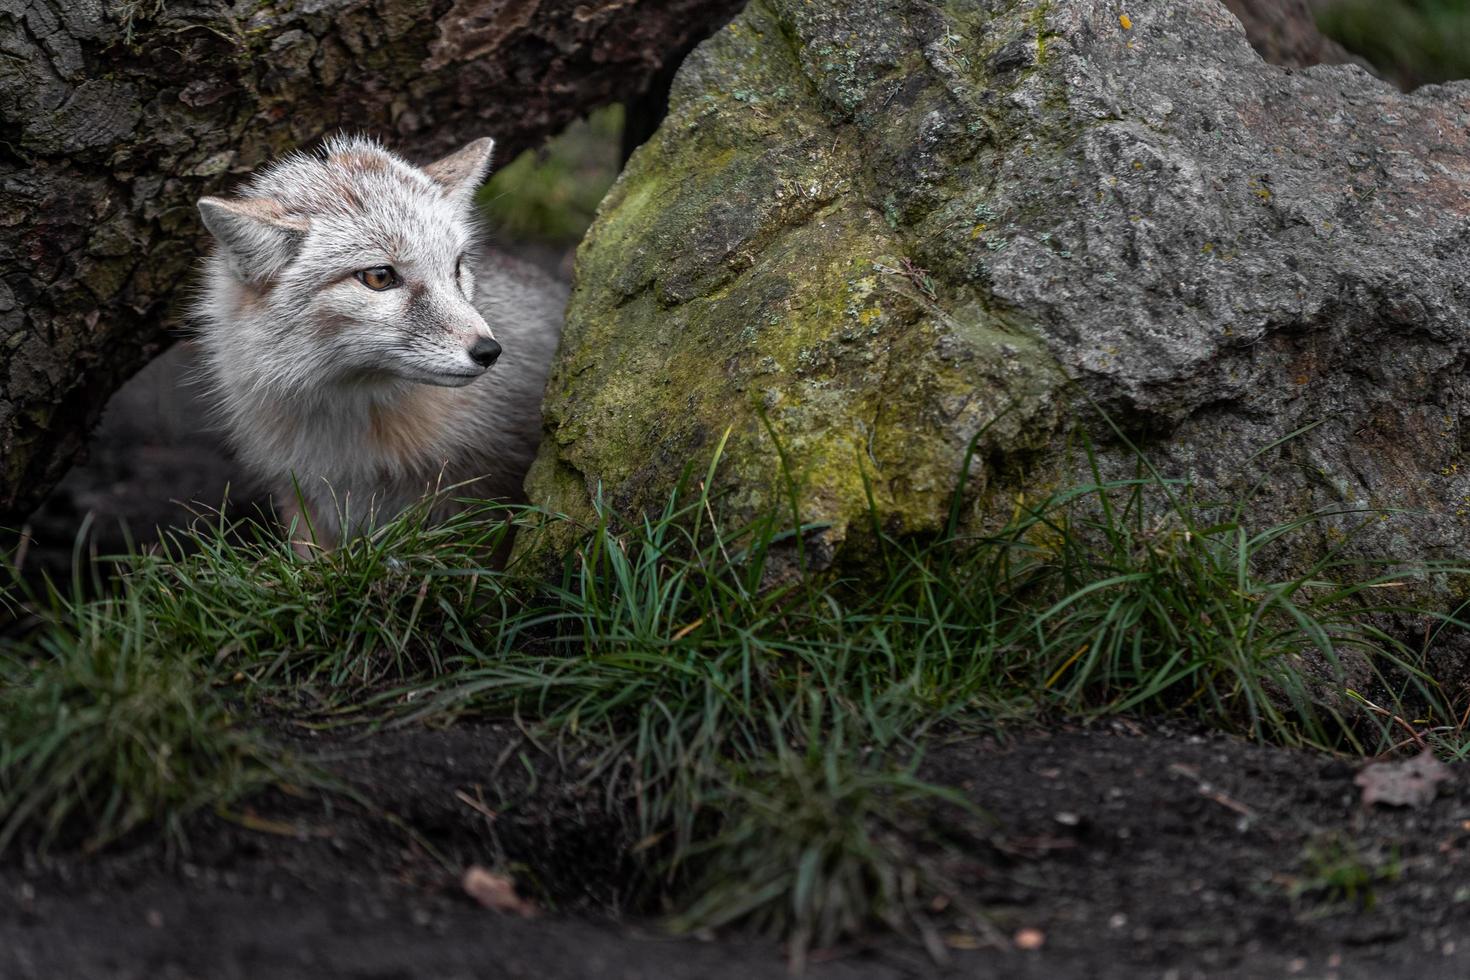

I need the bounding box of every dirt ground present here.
[4,722,1470,980]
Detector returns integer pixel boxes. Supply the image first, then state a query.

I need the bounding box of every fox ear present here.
[423,137,495,210]
[198,197,307,282]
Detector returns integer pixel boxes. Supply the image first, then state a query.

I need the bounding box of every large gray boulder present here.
[526,0,1470,574]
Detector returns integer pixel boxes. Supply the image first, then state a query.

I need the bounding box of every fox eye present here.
[355,266,399,291]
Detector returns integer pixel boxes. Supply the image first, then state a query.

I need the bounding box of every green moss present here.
[76,256,136,303]
[130,240,193,297]
[523,0,1072,563]
[1030,0,1054,65]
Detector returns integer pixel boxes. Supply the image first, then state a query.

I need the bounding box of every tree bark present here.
[0,0,743,527]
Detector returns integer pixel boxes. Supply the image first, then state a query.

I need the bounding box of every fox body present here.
[192,135,566,547]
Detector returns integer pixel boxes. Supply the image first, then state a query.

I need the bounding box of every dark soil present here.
[5,723,1470,980]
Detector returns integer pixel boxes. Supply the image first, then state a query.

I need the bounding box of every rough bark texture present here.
[525,0,1470,584]
[0,0,744,527]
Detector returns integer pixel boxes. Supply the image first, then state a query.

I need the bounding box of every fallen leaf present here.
[462,865,538,918]
[1355,749,1452,808]
[1014,927,1045,950]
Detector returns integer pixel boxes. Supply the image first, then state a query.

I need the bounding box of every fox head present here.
[196,135,500,392]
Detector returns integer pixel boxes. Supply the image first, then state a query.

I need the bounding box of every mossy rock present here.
[527,0,1470,575]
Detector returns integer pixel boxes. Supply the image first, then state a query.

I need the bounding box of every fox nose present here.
[468,336,502,368]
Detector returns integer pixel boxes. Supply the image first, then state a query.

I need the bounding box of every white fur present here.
[192,135,566,546]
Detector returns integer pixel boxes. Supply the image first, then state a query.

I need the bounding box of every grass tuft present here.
[668,724,978,970]
[1287,831,1402,914]
[990,460,1451,749]
[0,585,278,854]
[92,496,519,696]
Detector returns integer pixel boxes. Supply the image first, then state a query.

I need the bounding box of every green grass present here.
[3,438,1468,962]
[111,496,518,695]
[666,724,986,971]
[477,105,624,245]
[1287,832,1402,914]
[0,578,280,854]
[1318,0,1470,87]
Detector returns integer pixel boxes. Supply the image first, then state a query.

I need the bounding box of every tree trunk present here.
[0,0,743,527]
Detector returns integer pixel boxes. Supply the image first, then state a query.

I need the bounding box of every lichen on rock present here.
[527,0,1470,576]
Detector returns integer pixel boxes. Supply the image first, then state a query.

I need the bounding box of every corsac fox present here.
[192,135,566,550]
